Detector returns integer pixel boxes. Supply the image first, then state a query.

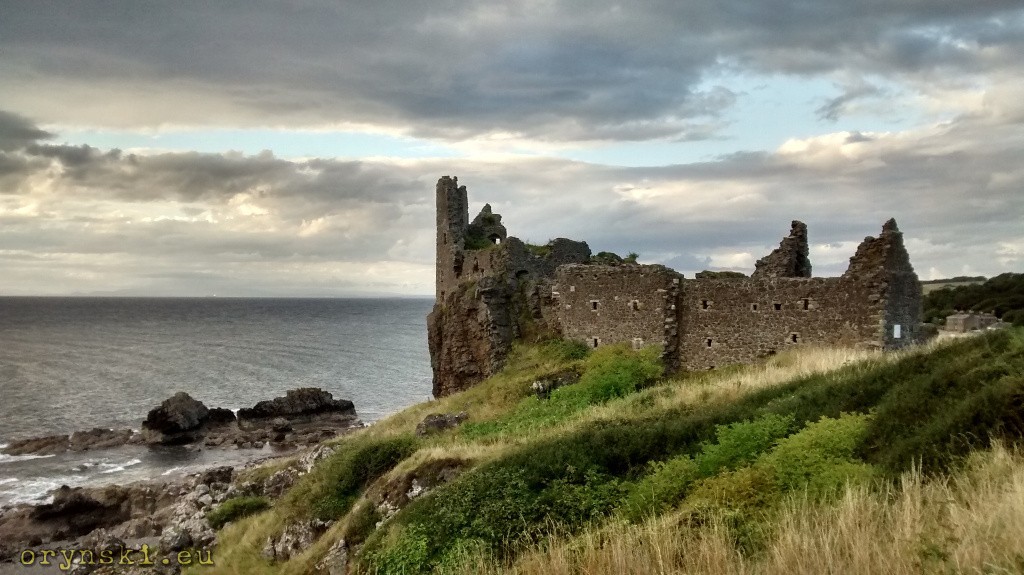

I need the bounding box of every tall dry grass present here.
[446,442,1024,575]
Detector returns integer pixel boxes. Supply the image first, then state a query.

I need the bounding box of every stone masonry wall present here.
[430,176,923,396]
[843,219,921,349]
[677,277,879,370]
[554,264,679,351]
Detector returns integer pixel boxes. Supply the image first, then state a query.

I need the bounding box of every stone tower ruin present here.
[427,176,923,397]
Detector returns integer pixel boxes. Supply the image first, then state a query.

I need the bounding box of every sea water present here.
[0,297,434,505]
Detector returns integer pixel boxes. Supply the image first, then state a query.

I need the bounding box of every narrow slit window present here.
[631,300,640,311]
[773,302,782,311]
[706,338,713,348]
[591,300,599,311]
[751,303,759,311]
[789,332,800,344]
[701,299,711,310]
[592,337,599,348]
[801,298,810,311]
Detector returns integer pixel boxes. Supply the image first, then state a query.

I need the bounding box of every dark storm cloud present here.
[0,111,53,151]
[2,1,1021,141]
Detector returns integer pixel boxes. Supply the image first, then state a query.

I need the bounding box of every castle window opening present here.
[489,234,501,245]
[701,299,711,310]
[789,332,801,344]
[632,337,644,350]
[801,298,810,310]
[773,302,782,311]
[592,337,600,348]
[630,300,640,311]
[751,303,759,312]
[706,338,713,348]
[590,300,600,311]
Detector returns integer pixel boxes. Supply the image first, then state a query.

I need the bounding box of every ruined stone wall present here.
[428,176,591,397]
[435,176,469,302]
[751,221,812,278]
[554,264,678,351]
[842,219,921,349]
[429,175,923,396]
[677,277,879,370]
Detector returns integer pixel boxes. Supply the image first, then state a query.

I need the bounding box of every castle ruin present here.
[427,176,922,397]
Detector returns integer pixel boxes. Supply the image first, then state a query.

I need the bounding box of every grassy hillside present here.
[200,328,1024,575]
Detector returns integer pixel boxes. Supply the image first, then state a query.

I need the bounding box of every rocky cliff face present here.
[428,280,507,397]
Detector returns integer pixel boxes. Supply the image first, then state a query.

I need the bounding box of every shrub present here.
[761,412,877,497]
[461,344,660,440]
[343,500,382,545]
[620,414,794,521]
[695,413,795,475]
[620,455,700,521]
[565,344,663,404]
[206,496,271,530]
[541,338,591,361]
[370,523,431,575]
[362,464,625,572]
[686,464,781,513]
[283,434,418,521]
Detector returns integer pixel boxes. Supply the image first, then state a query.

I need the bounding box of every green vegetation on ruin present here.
[198,327,1024,575]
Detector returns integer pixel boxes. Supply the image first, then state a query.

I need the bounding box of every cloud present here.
[2,59,1023,297]
[0,111,54,151]
[2,2,1021,142]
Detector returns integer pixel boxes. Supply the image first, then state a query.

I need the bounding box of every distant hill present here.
[920,275,987,295]
[923,272,1024,325]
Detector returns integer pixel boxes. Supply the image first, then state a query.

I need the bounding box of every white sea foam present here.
[161,465,185,476]
[99,458,142,474]
[0,476,82,505]
[0,477,17,486]
[0,452,57,464]
[0,443,8,450]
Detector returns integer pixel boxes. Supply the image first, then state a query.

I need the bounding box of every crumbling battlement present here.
[428,176,923,397]
[428,176,591,396]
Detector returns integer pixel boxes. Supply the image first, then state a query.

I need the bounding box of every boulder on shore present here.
[141,392,210,445]
[1,428,136,456]
[238,387,355,420]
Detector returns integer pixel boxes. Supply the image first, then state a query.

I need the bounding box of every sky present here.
[1,1,1022,297]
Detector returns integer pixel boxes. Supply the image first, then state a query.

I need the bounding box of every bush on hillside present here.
[206,496,271,530]
[282,434,418,521]
[359,329,1024,572]
[461,344,661,440]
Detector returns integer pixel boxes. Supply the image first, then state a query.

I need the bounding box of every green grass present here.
[460,344,661,440]
[358,329,1024,573]
[281,433,418,522]
[206,496,272,530]
[208,328,1024,575]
